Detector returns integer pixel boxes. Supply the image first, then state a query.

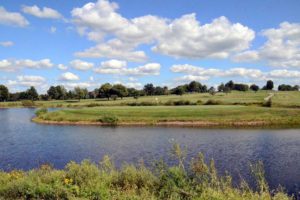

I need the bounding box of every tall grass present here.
[0,144,291,199]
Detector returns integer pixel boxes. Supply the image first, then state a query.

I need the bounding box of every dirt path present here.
[264,93,274,101]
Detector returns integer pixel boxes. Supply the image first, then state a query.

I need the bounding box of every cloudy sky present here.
[0,0,300,92]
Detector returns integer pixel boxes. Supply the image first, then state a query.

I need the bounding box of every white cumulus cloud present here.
[72,0,255,61]
[22,5,63,19]
[0,6,29,27]
[60,72,80,81]
[0,59,53,71]
[70,59,94,71]
[94,60,160,76]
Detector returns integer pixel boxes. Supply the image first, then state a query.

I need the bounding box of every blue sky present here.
[0,0,300,92]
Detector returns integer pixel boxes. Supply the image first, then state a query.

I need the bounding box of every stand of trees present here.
[0,80,299,102]
[278,84,299,91]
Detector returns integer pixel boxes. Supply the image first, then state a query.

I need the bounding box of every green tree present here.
[188,81,201,93]
[55,85,67,100]
[74,87,88,101]
[143,83,155,96]
[47,86,58,100]
[208,87,216,95]
[265,80,274,90]
[100,83,112,100]
[217,83,225,92]
[111,84,128,99]
[0,85,9,101]
[26,86,39,100]
[225,80,235,90]
[250,84,259,92]
[173,86,185,96]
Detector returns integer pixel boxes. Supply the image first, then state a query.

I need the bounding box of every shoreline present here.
[32,117,299,128]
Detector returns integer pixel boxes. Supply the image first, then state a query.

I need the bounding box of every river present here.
[0,108,299,195]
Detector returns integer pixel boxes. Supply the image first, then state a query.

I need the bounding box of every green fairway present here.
[2,91,300,108]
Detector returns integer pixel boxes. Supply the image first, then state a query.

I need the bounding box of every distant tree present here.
[111,84,128,99]
[188,81,201,93]
[217,83,225,92]
[55,85,67,100]
[39,94,49,101]
[223,86,231,94]
[293,85,300,91]
[99,83,112,100]
[225,80,235,90]
[143,83,155,96]
[93,88,100,98]
[9,92,20,101]
[208,87,216,96]
[163,86,169,95]
[265,80,274,90]
[0,85,9,102]
[128,88,140,99]
[278,84,299,91]
[233,84,249,92]
[173,86,185,96]
[250,84,259,92]
[26,86,39,100]
[154,86,165,95]
[199,84,207,93]
[47,86,58,100]
[67,90,75,99]
[74,87,88,100]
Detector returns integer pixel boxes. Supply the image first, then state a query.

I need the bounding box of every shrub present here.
[127,102,157,106]
[86,103,102,107]
[196,100,203,105]
[35,108,48,117]
[164,100,174,106]
[98,115,119,125]
[21,100,35,107]
[173,100,192,106]
[204,99,222,105]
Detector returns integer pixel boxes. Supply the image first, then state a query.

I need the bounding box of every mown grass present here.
[2,91,300,108]
[35,105,300,127]
[0,144,292,200]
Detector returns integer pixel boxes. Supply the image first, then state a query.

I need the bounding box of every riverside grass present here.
[0,144,291,200]
[2,91,300,108]
[34,105,300,127]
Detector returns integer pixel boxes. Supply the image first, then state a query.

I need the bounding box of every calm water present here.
[0,108,300,195]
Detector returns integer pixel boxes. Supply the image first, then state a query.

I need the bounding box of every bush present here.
[98,115,119,125]
[196,100,203,105]
[86,103,102,107]
[127,102,157,106]
[173,100,193,106]
[21,100,35,107]
[204,99,222,105]
[35,108,48,117]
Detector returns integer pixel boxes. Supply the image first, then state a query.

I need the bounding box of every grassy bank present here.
[2,91,300,108]
[34,105,300,127]
[0,144,291,199]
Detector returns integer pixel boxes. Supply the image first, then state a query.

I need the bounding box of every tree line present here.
[0,80,299,102]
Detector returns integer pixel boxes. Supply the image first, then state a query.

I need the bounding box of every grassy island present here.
[34,105,300,127]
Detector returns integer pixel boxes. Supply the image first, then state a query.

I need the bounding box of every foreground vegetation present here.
[0,144,291,199]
